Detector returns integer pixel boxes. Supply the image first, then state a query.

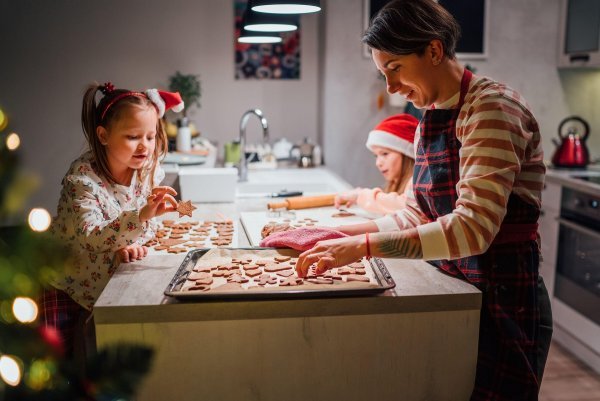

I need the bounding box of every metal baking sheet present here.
[164,247,395,300]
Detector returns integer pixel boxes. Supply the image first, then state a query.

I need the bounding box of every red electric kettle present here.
[551,116,590,169]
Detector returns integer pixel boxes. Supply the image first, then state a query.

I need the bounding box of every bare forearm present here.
[370,229,423,259]
[336,221,379,235]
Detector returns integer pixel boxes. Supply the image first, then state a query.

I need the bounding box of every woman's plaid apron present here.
[414,69,542,400]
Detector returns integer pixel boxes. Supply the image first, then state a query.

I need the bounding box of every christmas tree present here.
[0,107,154,400]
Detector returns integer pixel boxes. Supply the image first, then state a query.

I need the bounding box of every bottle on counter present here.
[176,117,192,152]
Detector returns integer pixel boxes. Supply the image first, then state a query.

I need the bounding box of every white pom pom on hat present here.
[365,113,419,159]
[145,89,185,118]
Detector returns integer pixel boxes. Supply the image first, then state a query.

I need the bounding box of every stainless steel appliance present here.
[554,186,600,371]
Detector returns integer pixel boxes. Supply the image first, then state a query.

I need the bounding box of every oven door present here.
[555,217,600,325]
[554,216,600,362]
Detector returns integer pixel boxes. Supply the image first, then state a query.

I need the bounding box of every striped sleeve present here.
[418,81,544,261]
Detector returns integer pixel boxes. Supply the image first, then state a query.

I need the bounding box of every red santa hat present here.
[145,89,185,118]
[365,114,419,159]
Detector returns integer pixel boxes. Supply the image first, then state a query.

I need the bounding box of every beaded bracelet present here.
[365,232,372,260]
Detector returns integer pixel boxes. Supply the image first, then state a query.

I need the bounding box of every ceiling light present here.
[243,8,298,32]
[238,29,282,44]
[250,0,321,14]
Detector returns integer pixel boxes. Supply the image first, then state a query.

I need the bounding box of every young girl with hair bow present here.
[43,82,184,360]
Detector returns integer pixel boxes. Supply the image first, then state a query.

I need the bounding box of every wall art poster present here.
[234,0,301,79]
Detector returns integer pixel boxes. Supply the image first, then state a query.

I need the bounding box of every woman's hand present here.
[116,243,148,263]
[140,186,178,223]
[334,189,360,209]
[296,235,367,277]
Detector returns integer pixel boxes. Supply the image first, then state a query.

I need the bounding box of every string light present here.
[28,208,51,232]
[6,132,20,150]
[0,355,22,386]
[0,108,7,131]
[26,360,53,390]
[12,297,38,323]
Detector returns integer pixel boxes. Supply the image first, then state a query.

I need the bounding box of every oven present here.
[554,185,600,370]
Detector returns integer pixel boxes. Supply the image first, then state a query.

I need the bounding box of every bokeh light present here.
[6,132,20,150]
[0,355,22,386]
[0,108,7,132]
[28,208,51,232]
[12,297,38,323]
[26,359,53,390]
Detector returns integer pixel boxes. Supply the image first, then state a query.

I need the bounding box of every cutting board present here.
[240,206,375,246]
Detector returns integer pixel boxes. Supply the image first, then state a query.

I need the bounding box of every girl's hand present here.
[140,186,178,223]
[334,190,359,209]
[296,235,367,278]
[116,243,148,263]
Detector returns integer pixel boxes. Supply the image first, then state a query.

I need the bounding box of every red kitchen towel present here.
[260,227,348,251]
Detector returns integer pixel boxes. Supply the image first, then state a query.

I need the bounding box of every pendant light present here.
[250,0,321,15]
[237,28,282,44]
[243,8,298,32]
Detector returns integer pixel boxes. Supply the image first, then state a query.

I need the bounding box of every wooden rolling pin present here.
[268,194,336,210]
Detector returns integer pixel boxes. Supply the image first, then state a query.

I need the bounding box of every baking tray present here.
[164,247,395,300]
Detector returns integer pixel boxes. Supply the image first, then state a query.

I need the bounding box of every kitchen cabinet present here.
[539,181,561,297]
[558,0,600,68]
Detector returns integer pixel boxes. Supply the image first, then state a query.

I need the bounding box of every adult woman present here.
[296,1,552,399]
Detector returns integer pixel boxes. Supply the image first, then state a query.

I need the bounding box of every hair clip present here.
[100,82,115,95]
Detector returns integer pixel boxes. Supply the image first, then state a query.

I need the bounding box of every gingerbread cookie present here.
[195,277,214,286]
[176,200,197,218]
[187,271,211,281]
[188,284,210,291]
[307,277,334,285]
[280,277,304,286]
[332,211,355,218]
[245,268,262,278]
[275,270,295,278]
[346,274,370,283]
[167,247,187,254]
[264,263,293,273]
[257,274,278,286]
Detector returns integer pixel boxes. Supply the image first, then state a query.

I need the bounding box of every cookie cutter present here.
[266,207,296,219]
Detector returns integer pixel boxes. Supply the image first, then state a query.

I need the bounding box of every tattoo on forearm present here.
[376,232,423,259]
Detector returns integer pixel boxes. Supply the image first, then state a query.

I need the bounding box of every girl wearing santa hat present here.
[42,82,183,361]
[334,113,418,214]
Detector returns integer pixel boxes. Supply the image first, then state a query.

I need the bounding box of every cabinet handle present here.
[570,54,590,63]
[558,218,600,240]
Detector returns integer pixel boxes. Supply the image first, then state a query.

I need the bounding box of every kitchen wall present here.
[322,0,578,189]
[0,0,320,214]
[2,0,598,215]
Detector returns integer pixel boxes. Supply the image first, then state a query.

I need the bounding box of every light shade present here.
[243,8,298,32]
[238,29,282,44]
[250,0,321,14]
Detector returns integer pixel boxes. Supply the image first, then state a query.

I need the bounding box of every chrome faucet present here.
[238,109,269,182]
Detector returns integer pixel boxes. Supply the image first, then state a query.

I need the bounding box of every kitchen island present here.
[94,167,481,401]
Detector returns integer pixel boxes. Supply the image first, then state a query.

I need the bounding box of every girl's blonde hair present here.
[81,83,168,186]
[384,153,415,194]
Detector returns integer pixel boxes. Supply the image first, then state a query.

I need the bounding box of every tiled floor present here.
[539,341,600,401]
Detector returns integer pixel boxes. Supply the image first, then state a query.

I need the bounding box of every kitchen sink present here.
[236,181,338,197]
[235,168,350,198]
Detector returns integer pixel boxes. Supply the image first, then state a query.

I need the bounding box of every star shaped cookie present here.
[176,200,197,218]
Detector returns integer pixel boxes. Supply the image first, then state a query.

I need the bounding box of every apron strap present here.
[428,68,472,111]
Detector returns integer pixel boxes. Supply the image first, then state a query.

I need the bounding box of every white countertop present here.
[94,167,481,324]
